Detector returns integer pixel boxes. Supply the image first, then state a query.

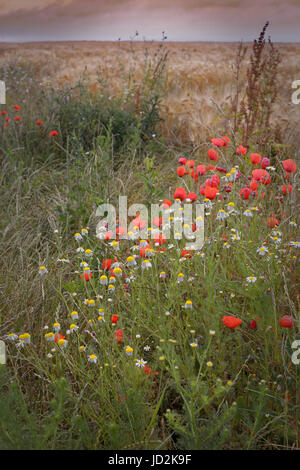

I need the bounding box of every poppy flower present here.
[0,110,7,115]
[162,199,172,209]
[267,216,279,228]
[222,315,242,329]
[174,187,187,201]
[13,105,21,110]
[208,148,219,161]
[215,166,227,173]
[187,192,197,202]
[49,130,58,137]
[152,217,163,228]
[14,116,21,121]
[177,166,186,177]
[80,271,92,281]
[250,180,258,191]
[54,333,66,343]
[240,187,250,200]
[115,328,123,342]
[281,185,293,195]
[261,157,270,169]
[111,314,119,324]
[282,159,296,174]
[211,137,225,147]
[249,320,257,329]
[196,164,206,176]
[186,159,194,168]
[103,259,113,271]
[252,169,270,184]
[181,249,193,258]
[236,145,247,155]
[36,120,43,126]
[153,233,167,245]
[116,226,126,237]
[250,153,262,166]
[178,157,187,166]
[221,136,230,146]
[279,315,294,328]
[204,186,218,200]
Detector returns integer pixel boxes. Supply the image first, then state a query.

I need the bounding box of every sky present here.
[0,0,299,42]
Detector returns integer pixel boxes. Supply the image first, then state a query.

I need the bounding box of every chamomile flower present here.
[190,342,198,348]
[39,265,48,275]
[57,338,68,348]
[85,249,93,258]
[126,256,137,267]
[257,246,269,256]
[184,300,193,309]
[206,361,213,367]
[70,311,79,320]
[108,284,115,293]
[136,358,147,368]
[68,324,79,334]
[53,323,61,332]
[243,209,253,218]
[76,246,84,253]
[7,333,18,341]
[100,275,108,285]
[142,259,152,270]
[44,332,55,341]
[160,271,167,279]
[177,273,184,283]
[113,267,122,277]
[144,345,151,352]
[81,228,88,236]
[125,346,133,356]
[74,232,83,242]
[246,276,257,283]
[88,354,97,363]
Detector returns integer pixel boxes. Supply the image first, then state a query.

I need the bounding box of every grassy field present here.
[0,33,299,450]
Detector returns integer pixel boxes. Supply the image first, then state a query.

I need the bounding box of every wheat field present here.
[1,40,300,144]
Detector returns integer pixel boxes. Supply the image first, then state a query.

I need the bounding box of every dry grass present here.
[1,40,300,145]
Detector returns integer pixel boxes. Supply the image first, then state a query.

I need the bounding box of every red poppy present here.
[178,157,187,166]
[115,328,123,343]
[281,185,293,195]
[215,166,227,173]
[236,145,247,155]
[116,226,126,237]
[174,187,187,201]
[211,137,225,147]
[13,105,21,110]
[187,192,197,202]
[186,159,194,168]
[14,116,21,121]
[0,110,7,115]
[222,315,242,329]
[54,333,66,343]
[250,180,258,191]
[249,320,257,329]
[177,166,186,177]
[208,148,219,161]
[36,120,43,126]
[181,249,194,258]
[282,159,296,174]
[267,216,279,228]
[240,187,250,200]
[196,164,206,176]
[153,233,166,245]
[261,157,270,169]
[162,199,172,209]
[279,315,294,328]
[49,130,58,137]
[204,186,218,200]
[250,153,262,166]
[80,272,92,281]
[252,169,270,184]
[111,314,119,324]
[103,259,113,270]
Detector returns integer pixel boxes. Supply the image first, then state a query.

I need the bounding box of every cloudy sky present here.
[0,0,299,42]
